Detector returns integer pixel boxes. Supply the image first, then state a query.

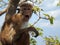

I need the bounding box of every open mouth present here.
[25,15,29,18]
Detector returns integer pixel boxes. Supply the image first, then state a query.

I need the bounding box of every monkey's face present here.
[20,5,33,21]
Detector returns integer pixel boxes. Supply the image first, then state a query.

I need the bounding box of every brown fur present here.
[0,2,39,45]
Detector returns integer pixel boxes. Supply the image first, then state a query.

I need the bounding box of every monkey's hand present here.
[27,27,39,37]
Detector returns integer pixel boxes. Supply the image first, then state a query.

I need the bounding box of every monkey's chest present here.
[1,27,16,43]
[14,22,28,30]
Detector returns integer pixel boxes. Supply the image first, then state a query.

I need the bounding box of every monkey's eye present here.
[23,8,31,10]
[27,8,30,10]
[23,8,26,10]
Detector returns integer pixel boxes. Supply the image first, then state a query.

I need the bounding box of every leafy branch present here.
[31,6,54,26]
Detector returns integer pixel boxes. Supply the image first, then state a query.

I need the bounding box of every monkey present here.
[1,1,33,31]
[0,1,39,45]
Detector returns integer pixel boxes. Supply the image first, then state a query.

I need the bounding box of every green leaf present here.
[44,37,50,41]
[0,0,2,2]
[39,32,43,36]
[57,3,60,6]
[35,27,43,31]
[57,1,60,6]
[34,27,43,36]
[32,6,40,12]
[39,0,43,4]
[33,11,37,14]
[49,16,54,24]
[30,38,36,45]
[44,14,50,17]
[44,14,54,24]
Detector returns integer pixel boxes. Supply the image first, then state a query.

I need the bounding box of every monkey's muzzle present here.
[25,15,30,19]
[23,14,31,21]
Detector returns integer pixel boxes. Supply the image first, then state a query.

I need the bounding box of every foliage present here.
[30,38,37,45]
[0,0,56,45]
[44,36,60,45]
[57,0,60,6]
[35,27,43,36]
[32,6,43,14]
[32,0,43,4]
[30,27,43,45]
[44,14,54,24]
[29,24,43,37]
[0,0,2,2]
[32,6,40,14]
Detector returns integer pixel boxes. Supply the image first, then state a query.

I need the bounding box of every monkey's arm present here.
[16,26,39,37]
[13,26,39,42]
[24,27,39,37]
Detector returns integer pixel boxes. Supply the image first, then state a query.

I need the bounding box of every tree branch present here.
[0,8,7,16]
[4,0,21,22]
[0,0,20,16]
[0,0,28,16]
[6,0,20,15]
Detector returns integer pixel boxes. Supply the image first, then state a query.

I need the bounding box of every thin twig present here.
[30,11,49,26]
[30,12,41,26]
[0,8,7,16]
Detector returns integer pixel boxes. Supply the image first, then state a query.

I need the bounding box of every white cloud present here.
[35,8,60,29]
[52,20,60,28]
[52,0,59,6]
[41,0,59,11]
[32,0,60,29]
[46,0,59,7]
[39,20,60,29]
[39,22,49,27]
[38,9,60,28]
[44,9,60,18]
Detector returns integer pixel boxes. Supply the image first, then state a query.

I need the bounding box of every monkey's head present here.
[17,1,33,21]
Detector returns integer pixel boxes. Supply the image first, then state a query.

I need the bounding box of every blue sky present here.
[29,0,60,37]
[0,0,60,45]
[29,0,60,45]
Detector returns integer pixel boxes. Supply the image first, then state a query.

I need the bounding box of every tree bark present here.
[5,0,20,21]
[0,0,28,16]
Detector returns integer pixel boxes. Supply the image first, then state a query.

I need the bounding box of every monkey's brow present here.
[20,4,32,7]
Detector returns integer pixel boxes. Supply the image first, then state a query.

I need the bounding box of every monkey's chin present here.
[23,18,29,21]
